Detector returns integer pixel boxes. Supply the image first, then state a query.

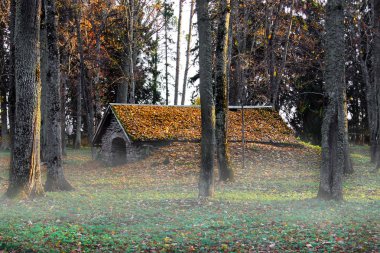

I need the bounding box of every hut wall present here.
[100,117,151,165]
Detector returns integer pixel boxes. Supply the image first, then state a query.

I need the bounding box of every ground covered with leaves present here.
[0,143,379,252]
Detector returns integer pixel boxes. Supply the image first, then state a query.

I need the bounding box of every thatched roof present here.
[93,104,296,144]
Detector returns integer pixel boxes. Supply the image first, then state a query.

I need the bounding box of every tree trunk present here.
[74,0,83,149]
[0,85,8,150]
[152,32,160,104]
[118,60,129,103]
[128,0,136,104]
[215,0,233,182]
[164,1,169,105]
[7,0,44,198]
[318,0,347,201]
[0,20,9,151]
[8,0,16,157]
[374,0,380,171]
[196,0,215,198]
[61,64,67,156]
[181,0,194,106]
[174,0,183,105]
[360,9,376,161]
[43,0,73,191]
[40,0,48,161]
[271,0,294,110]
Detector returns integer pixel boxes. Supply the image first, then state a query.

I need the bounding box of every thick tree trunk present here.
[74,1,83,149]
[7,0,44,198]
[174,0,183,105]
[215,0,233,182]
[318,0,348,201]
[44,0,73,191]
[196,0,215,198]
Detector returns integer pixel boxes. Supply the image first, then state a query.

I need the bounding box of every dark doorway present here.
[111,138,127,166]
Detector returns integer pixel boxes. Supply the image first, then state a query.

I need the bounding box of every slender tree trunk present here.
[230,0,240,106]
[128,0,136,104]
[0,21,9,151]
[118,60,129,103]
[94,32,102,123]
[343,85,354,174]
[215,0,233,181]
[61,64,67,156]
[8,0,16,157]
[152,32,160,104]
[0,86,8,150]
[272,0,294,110]
[174,0,183,105]
[318,0,348,201]
[74,0,83,149]
[40,1,48,161]
[43,0,73,191]
[360,13,376,161]
[196,0,215,198]
[181,0,194,105]
[7,0,44,198]
[164,2,169,105]
[266,6,280,107]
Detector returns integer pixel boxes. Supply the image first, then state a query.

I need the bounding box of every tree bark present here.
[0,84,8,150]
[360,1,376,161]
[7,0,44,198]
[128,0,135,104]
[164,0,169,105]
[44,0,73,191]
[215,0,233,181]
[374,0,380,171]
[74,0,83,149]
[196,0,215,198]
[181,0,194,105]
[40,0,48,161]
[318,0,348,201]
[8,0,16,157]
[174,0,183,105]
[0,20,9,151]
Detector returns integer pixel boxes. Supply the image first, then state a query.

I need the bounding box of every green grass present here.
[0,143,379,252]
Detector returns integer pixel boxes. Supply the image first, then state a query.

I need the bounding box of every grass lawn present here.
[0,143,379,252]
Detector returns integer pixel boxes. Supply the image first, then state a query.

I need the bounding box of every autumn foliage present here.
[111,105,296,143]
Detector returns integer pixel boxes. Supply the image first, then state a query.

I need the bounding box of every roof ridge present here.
[109,103,273,109]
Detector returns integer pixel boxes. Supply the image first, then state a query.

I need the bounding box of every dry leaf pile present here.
[112,105,296,143]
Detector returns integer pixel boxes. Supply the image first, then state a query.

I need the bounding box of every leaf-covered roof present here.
[110,104,296,143]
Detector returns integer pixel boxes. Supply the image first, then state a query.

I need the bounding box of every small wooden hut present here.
[92,104,296,166]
